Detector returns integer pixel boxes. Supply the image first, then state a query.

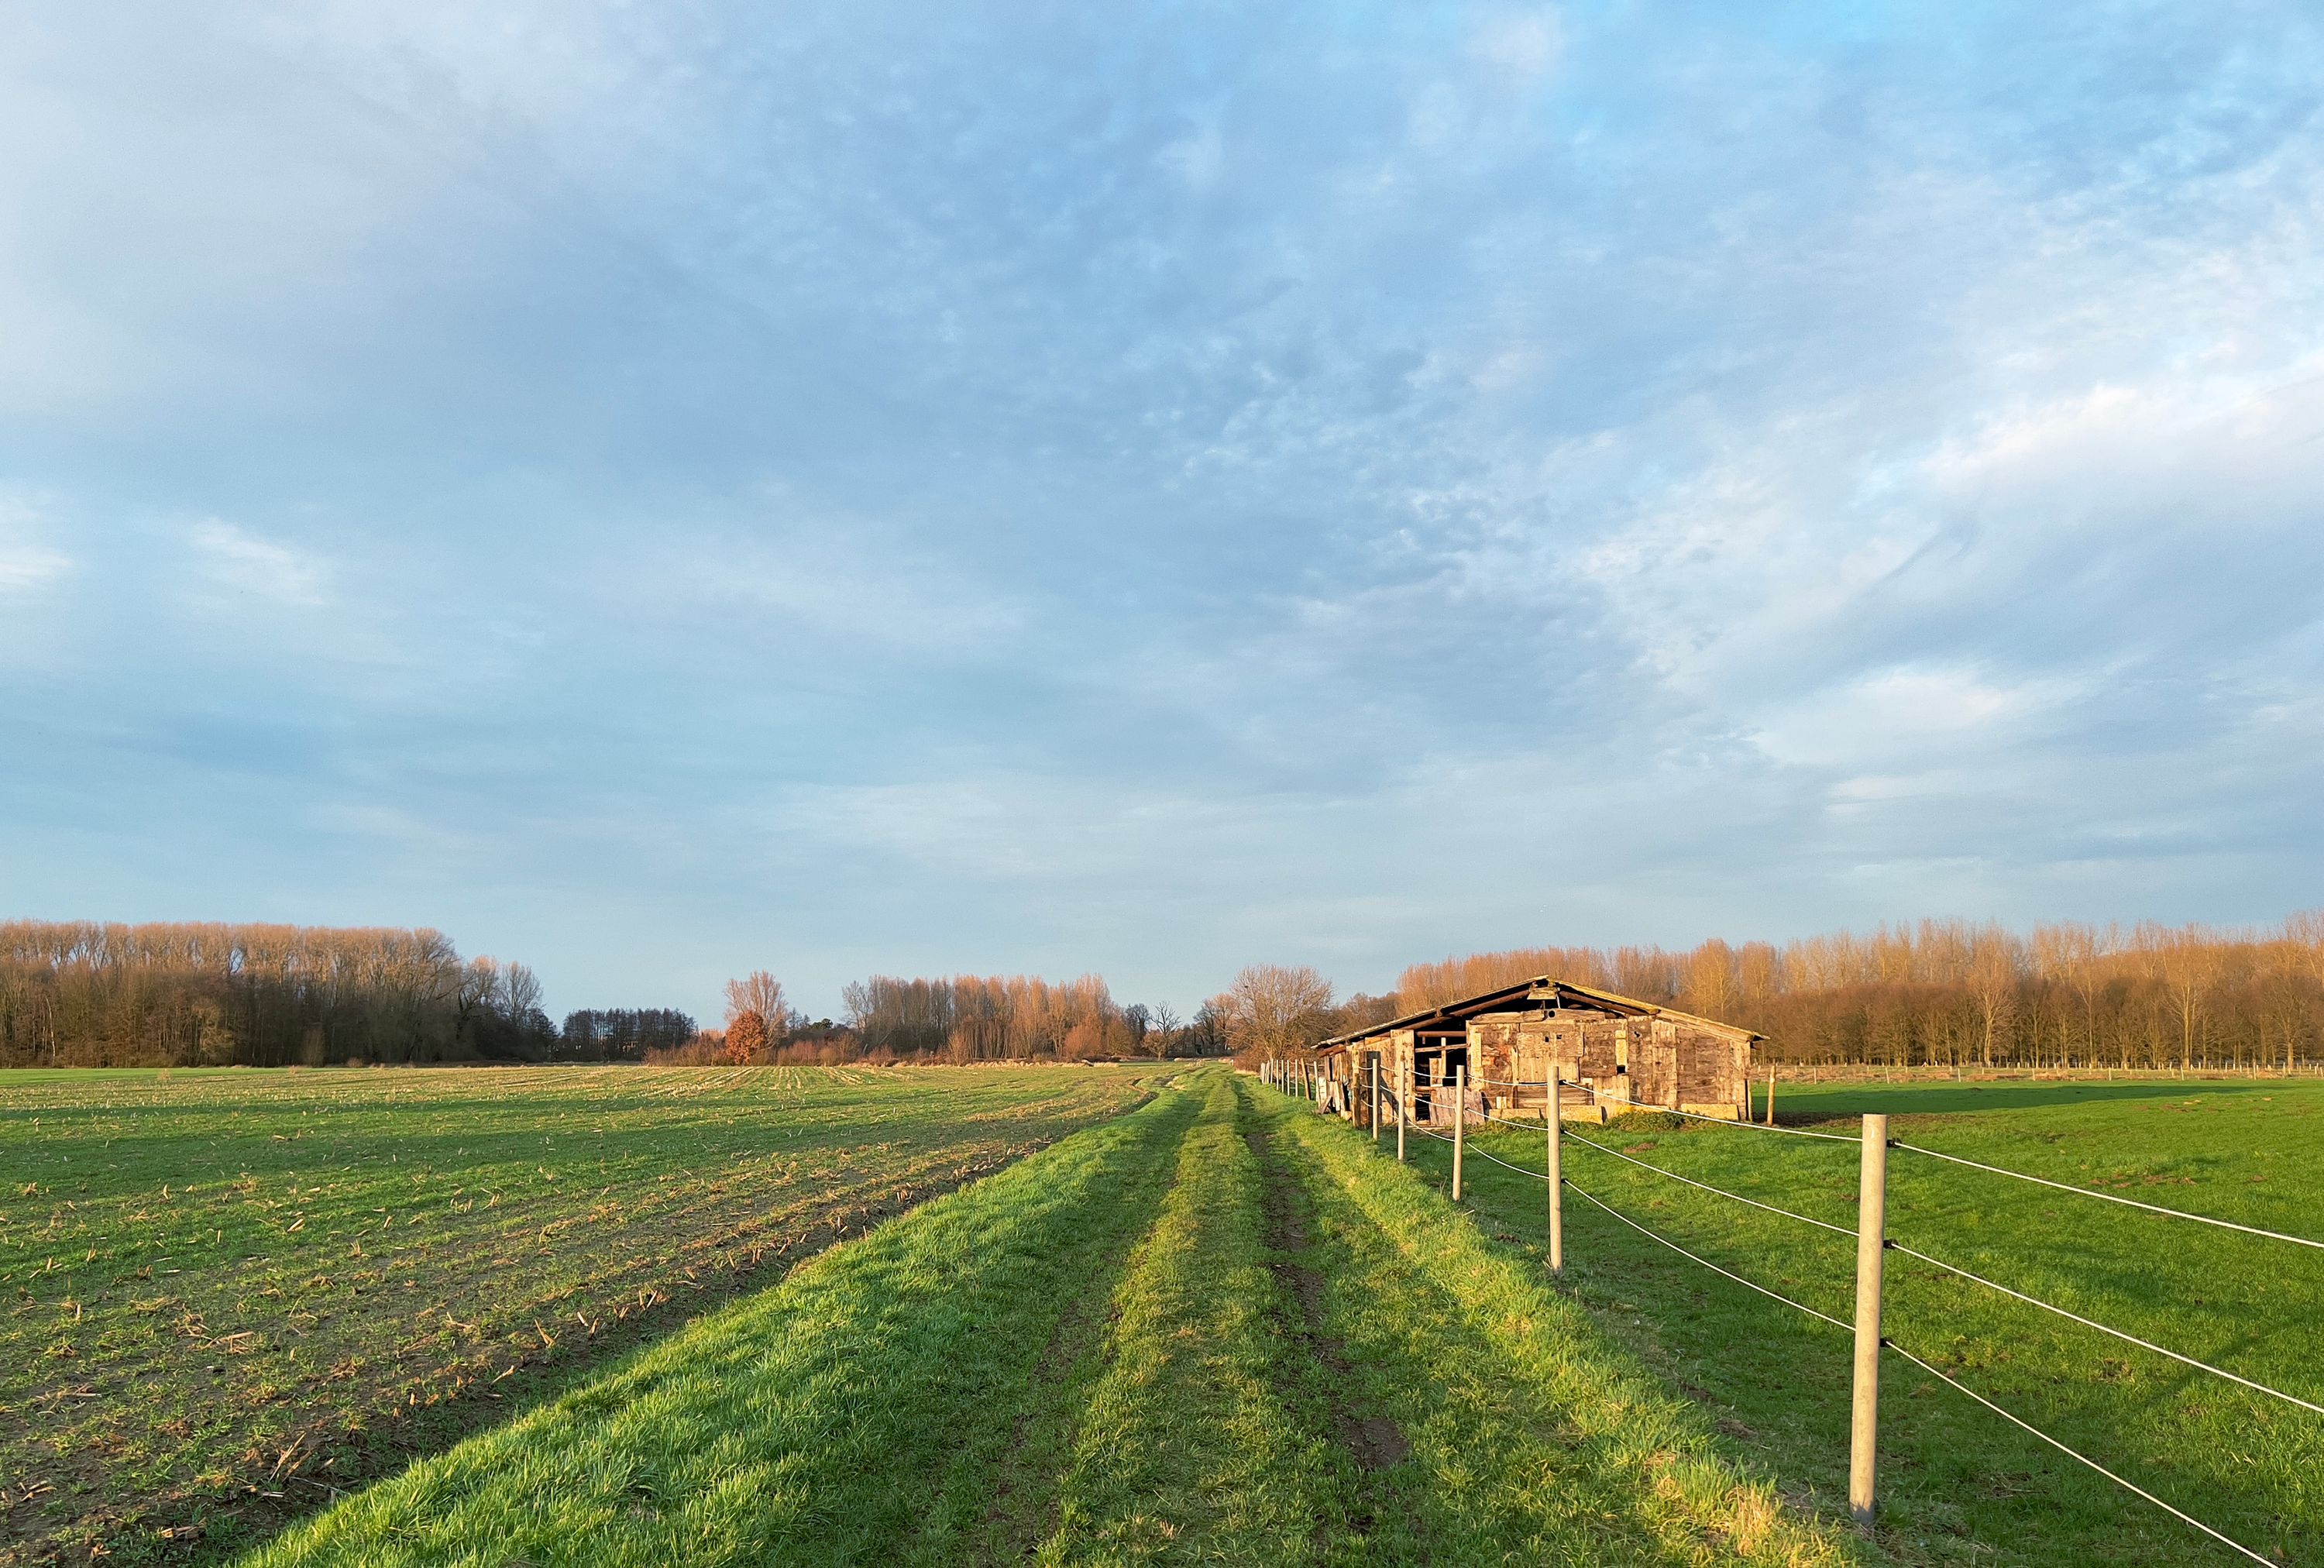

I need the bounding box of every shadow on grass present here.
[1774,1078,2295,1121]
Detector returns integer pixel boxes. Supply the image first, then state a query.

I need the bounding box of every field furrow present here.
[239,1085,1207,1568]
[0,1064,1164,1563]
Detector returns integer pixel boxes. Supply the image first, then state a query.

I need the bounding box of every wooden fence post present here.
[1546,1076,1563,1273]
[1766,1070,1777,1126]
[1371,1056,1381,1141]
[1850,1112,1889,1529]
[1396,1058,1408,1163]
[1452,1064,1466,1201]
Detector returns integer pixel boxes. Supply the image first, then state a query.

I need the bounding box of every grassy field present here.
[19,1062,2308,1566]
[235,1069,1863,1566]
[1415,1075,2324,1566]
[0,1063,1166,1564]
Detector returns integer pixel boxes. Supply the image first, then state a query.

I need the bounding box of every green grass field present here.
[0,1064,1164,1563]
[231,1070,1861,1567]
[1423,1075,2324,1566]
[11,1064,2316,1566]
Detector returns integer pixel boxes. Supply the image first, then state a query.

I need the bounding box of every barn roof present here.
[1318,976,1762,1050]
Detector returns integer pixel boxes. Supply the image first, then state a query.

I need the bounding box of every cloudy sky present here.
[4,2,2321,1020]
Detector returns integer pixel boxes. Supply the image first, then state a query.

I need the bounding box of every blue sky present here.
[3,2,2321,1022]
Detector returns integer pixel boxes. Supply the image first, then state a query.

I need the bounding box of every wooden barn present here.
[1315,977,1760,1126]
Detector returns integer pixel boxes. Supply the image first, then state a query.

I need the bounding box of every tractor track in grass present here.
[1262,1087,1866,1568]
[1239,1092,1414,1509]
[968,1099,1201,1563]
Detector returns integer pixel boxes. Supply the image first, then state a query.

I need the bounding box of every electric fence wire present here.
[1554,1123,1858,1238]
[1461,1138,1552,1182]
[1469,1070,2324,1244]
[1472,1075,1863,1141]
[1881,1339,2275,1567]
[1467,1106,1854,1238]
[1889,1140,2324,1251]
[1465,1101,2322,1415]
[1884,1240,2324,1417]
[1545,1122,2286,1566]
[1327,1070,2298,1565]
[1557,1177,1852,1331]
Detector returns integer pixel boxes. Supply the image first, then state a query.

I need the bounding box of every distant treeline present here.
[1401,915,2324,1071]
[834,974,1228,1062]
[556,1008,698,1062]
[0,920,674,1069]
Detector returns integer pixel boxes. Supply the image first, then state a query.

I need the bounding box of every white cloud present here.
[1470,9,1563,81]
[0,497,70,592]
[1750,664,2093,772]
[187,518,333,607]
[1157,122,1224,190]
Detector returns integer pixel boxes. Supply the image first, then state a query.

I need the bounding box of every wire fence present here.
[1260,1059,2315,1566]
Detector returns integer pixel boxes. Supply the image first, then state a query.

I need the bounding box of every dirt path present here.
[1243,1118,1411,1476]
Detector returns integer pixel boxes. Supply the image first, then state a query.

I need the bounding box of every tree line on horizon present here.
[0,920,558,1068]
[15,913,2323,1074]
[1391,914,2324,1071]
[674,971,1238,1066]
[0,920,717,1069]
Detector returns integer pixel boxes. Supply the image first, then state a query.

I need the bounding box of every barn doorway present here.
[1413,1044,1468,1122]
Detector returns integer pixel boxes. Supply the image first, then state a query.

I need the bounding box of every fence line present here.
[1459,1136,1550,1182]
[1473,1075,1862,1141]
[1884,1240,2324,1417]
[1256,1063,2295,1566]
[1478,1072,2324,1246]
[1560,1177,1853,1332]
[1536,1116,1858,1240]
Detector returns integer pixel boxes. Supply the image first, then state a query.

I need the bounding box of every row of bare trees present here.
[557,1008,699,1062]
[1398,915,2324,1070]
[840,973,1207,1061]
[0,920,556,1067]
[664,971,1236,1064]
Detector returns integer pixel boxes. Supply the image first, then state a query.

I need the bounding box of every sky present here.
[3,2,2322,1023]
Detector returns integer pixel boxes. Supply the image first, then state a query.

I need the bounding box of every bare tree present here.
[1965,923,2020,1068]
[725,971,787,1028]
[497,962,544,1023]
[2140,922,2220,1071]
[1683,938,1734,1016]
[1218,964,1335,1057]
